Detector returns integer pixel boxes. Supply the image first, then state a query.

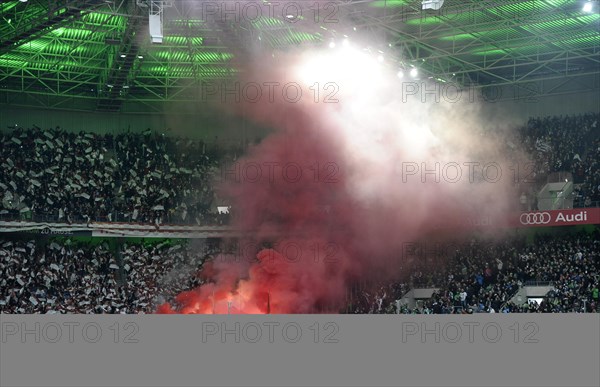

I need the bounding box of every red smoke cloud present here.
[157,47,519,314]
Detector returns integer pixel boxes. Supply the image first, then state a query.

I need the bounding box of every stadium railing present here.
[0,211,230,226]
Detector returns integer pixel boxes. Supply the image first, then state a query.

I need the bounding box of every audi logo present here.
[520,212,551,225]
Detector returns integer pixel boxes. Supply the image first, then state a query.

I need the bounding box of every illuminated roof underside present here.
[0,0,598,112]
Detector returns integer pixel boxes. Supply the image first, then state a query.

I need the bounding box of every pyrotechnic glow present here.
[309,46,381,79]
[295,45,384,100]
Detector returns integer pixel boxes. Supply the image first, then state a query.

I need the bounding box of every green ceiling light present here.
[20,38,53,52]
[170,18,205,27]
[440,33,476,41]
[0,59,26,67]
[472,49,506,56]
[441,28,521,42]
[471,48,509,56]
[488,2,538,16]
[522,14,599,32]
[509,44,548,54]
[406,10,490,26]
[57,60,83,70]
[369,0,409,7]
[544,0,572,6]
[201,52,232,62]
[58,28,93,39]
[172,52,232,62]
[540,19,581,29]
[559,35,600,46]
[405,16,442,26]
[251,16,285,29]
[283,31,321,44]
[82,12,125,27]
[482,29,522,40]
[50,28,66,36]
[577,13,600,23]
[150,51,167,60]
[162,36,187,45]
[0,53,25,61]
[0,2,18,13]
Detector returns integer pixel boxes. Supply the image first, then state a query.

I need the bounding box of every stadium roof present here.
[1,0,598,113]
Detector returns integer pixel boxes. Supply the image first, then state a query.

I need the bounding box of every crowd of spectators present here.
[1,113,599,314]
[511,113,599,209]
[347,113,600,314]
[0,126,238,225]
[348,281,409,314]
[574,138,600,207]
[0,237,215,313]
[1,112,598,227]
[354,231,599,314]
[1,231,598,314]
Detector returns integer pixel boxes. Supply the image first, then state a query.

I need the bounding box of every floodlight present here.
[422,0,444,10]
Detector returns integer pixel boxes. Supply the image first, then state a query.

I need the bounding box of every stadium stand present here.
[515,113,600,208]
[2,230,597,314]
[0,126,238,225]
[2,113,598,226]
[351,231,599,314]
[0,238,216,314]
[0,112,598,314]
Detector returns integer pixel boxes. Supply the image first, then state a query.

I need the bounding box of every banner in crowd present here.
[0,221,239,238]
[0,209,598,238]
[0,224,93,236]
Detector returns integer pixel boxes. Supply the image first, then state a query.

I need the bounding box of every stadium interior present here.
[1,0,599,314]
